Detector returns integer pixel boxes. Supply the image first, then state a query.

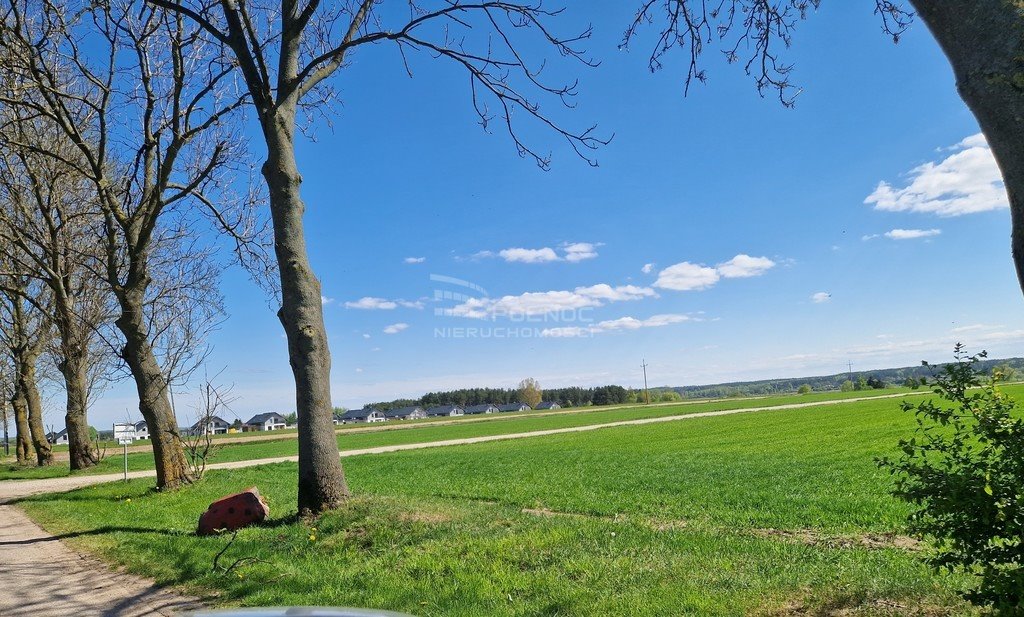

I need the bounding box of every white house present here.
[497,403,532,413]
[339,408,387,424]
[463,404,499,415]
[425,405,464,418]
[46,429,69,445]
[383,406,427,421]
[245,412,288,431]
[190,415,231,435]
[535,402,561,410]
[134,420,149,440]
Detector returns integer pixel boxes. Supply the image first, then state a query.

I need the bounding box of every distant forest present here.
[357,357,1024,411]
[670,356,1024,399]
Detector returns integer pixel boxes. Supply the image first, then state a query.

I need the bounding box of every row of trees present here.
[0,0,270,483]
[368,383,642,410]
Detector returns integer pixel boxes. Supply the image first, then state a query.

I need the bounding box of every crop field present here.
[0,388,925,482]
[15,387,1005,615]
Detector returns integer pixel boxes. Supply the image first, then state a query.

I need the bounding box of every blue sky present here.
[78,2,1024,429]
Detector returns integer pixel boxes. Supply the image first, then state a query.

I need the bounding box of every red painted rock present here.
[198,487,269,535]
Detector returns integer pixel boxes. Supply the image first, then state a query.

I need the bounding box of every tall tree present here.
[0,120,108,470]
[518,378,543,408]
[0,0,256,487]
[150,0,604,515]
[0,274,53,465]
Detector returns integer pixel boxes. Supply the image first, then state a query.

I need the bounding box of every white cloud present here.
[884,228,941,240]
[447,284,655,319]
[499,247,560,263]
[541,314,693,337]
[563,242,599,262]
[811,292,831,303]
[654,254,775,291]
[865,133,1007,216]
[362,333,371,339]
[355,368,364,373]
[715,254,776,278]
[573,284,656,302]
[345,297,423,310]
[345,297,397,310]
[951,323,1003,333]
[404,257,426,264]
[383,323,409,335]
[641,263,654,274]
[321,296,334,305]
[654,262,721,291]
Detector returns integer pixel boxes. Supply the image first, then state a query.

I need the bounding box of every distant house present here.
[383,406,427,421]
[339,407,387,424]
[245,412,288,431]
[497,402,531,413]
[463,404,499,415]
[134,421,149,440]
[425,405,464,417]
[190,416,231,436]
[46,429,69,445]
[535,402,560,410]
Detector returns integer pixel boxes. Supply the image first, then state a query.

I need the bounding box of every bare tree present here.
[624,1,1024,299]
[0,0,262,487]
[183,373,236,479]
[149,0,606,515]
[0,118,110,470]
[0,274,53,465]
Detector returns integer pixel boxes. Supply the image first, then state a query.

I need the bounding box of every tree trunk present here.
[19,355,51,466]
[262,111,349,515]
[57,350,96,471]
[11,389,30,464]
[909,1,1024,294]
[114,291,191,489]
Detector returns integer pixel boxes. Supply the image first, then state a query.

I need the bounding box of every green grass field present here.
[0,388,924,482]
[15,387,1000,615]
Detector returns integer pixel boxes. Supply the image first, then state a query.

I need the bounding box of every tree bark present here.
[909,1,1024,294]
[114,289,191,489]
[11,389,30,464]
[18,353,51,466]
[262,110,349,515]
[56,348,96,471]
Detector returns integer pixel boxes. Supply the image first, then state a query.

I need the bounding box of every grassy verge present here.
[0,387,931,482]
[17,393,981,615]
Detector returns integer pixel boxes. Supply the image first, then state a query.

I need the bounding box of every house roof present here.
[190,415,229,429]
[426,405,463,416]
[340,407,382,420]
[134,421,148,430]
[464,404,498,413]
[536,402,559,409]
[247,412,287,425]
[383,406,424,418]
[497,403,530,412]
[47,429,68,440]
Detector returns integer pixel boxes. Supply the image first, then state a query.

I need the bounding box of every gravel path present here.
[0,504,201,616]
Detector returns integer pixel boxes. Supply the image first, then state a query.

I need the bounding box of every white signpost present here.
[113,423,136,481]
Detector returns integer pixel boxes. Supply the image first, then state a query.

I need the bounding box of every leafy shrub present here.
[880,345,1024,611]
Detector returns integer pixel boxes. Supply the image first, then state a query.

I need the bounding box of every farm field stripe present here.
[0,391,920,503]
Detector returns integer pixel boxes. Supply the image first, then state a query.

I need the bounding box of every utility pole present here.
[848,360,854,382]
[641,359,650,405]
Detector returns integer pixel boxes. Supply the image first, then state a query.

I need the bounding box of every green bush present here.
[880,345,1024,612]
[797,384,811,395]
